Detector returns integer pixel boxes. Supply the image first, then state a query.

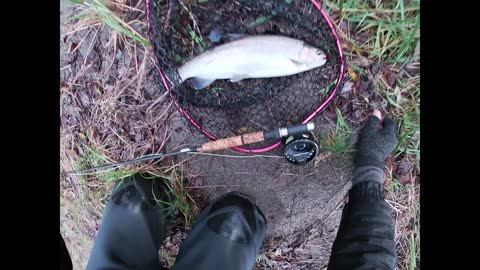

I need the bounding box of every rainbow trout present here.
[177,35,327,90]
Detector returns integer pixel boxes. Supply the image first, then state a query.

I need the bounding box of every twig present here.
[83,25,102,66]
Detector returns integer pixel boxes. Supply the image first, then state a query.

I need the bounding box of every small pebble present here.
[208,30,222,43]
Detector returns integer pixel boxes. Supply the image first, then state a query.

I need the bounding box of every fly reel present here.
[282,132,319,165]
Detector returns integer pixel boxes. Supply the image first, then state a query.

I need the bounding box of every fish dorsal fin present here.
[230,74,249,83]
[226,33,248,41]
[191,77,216,90]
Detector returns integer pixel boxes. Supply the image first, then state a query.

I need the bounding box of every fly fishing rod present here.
[63,123,318,175]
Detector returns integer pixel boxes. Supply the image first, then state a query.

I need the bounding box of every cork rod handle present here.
[197,131,265,152]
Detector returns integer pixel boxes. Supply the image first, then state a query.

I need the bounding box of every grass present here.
[323,1,420,269]
[179,0,207,53]
[61,0,420,268]
[61,139,199,269]
[389,83,420,169]
[151,161,200,228]
[320,108,354,156]
[245,15,274,29]
[60,1,198,266]
[319,78,339,95]
[256,254,274,268]
[63,143,129,214]
[60,141,119,269]
[69,142,199,228]
[385,175,420,270]
[325,0,420,64]
[75,143,139,182]
[187,25,207,52]
[159,249,176,268]
[70,0,150,45]
[379,73,420,270]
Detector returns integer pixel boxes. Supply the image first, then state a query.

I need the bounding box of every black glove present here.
[355,115,398,169]
[329,113,398,270]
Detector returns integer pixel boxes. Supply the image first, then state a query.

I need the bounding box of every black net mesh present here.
[147,0,344,149]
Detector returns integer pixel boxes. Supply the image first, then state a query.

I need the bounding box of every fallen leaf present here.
[188,176,204,187]
[398,174,413,185]
[348,56,374,67]
[353,77,372,96]
[384,71,397,88]
[77,132,86,140]
[352,45,363,53]
[396,160,411,176]
[340,81,354,97]
[340,21,348,33]
[135,132,141,142]
[69,42,78,53]
[347,67,359,81]
[384,176,392,188]
[415,176,420,185]
[356,32,370,44]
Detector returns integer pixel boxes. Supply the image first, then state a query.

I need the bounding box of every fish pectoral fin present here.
[289,58,304,67]
[191,77,216,90]
[230,74,249,83]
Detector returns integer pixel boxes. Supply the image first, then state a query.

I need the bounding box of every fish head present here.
[299,44,327,68]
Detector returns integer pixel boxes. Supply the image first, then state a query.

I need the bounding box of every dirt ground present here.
[165,110,354,268]
[60,1,420,269]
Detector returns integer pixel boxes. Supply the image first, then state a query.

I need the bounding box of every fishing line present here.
[145,0,345,153]
[63,123,315,176]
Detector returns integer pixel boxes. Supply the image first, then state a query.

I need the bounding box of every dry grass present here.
[60,1,420,269]
[69,0,150,45]
[60,1,200,268]
[385,167,420,270]
[323,0,420,269]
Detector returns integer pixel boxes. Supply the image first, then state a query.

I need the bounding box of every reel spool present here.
[282,132,319,165]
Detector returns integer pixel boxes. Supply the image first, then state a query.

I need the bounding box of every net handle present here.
[145,0,345,153]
